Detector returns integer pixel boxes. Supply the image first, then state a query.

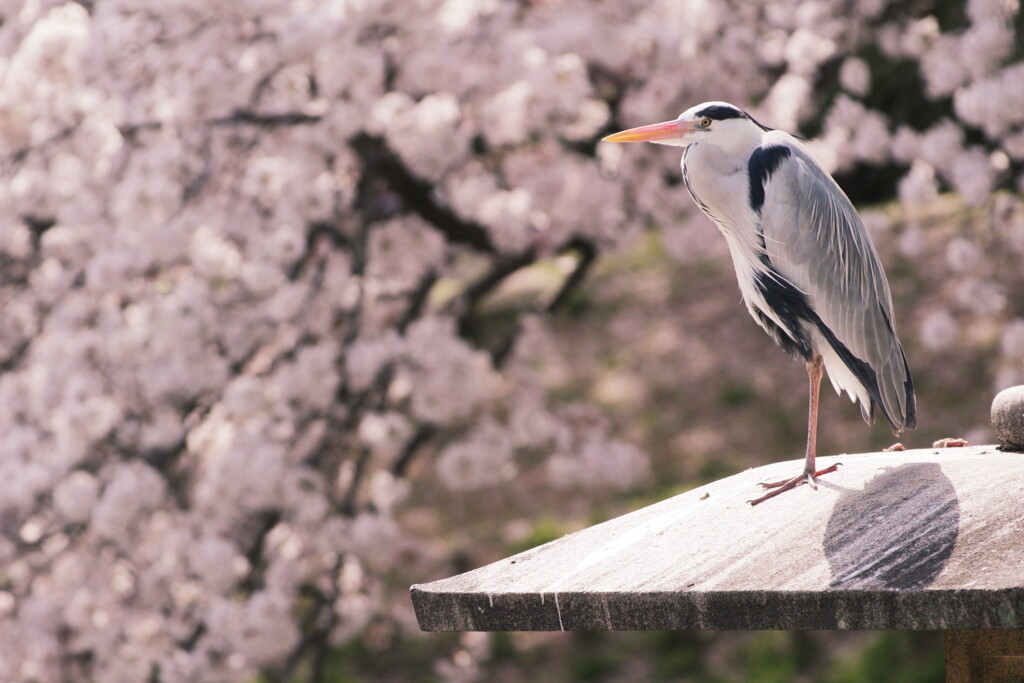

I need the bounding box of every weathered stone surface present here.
[993,385,1024,450]
[411,446,1024,632]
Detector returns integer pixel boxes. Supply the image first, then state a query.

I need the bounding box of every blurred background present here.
[0,0,1021,680]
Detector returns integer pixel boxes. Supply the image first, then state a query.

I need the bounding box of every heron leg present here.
[748,354,841,506]
[802,353,823,484]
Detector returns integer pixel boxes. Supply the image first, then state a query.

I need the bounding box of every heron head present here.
[603,101,766,151]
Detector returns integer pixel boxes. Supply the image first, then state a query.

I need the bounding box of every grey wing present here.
[756,135,916,432]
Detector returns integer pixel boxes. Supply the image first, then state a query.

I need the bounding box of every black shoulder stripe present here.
[747,145,791,213]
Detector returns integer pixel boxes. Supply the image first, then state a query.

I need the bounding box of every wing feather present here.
[754,132,916,432]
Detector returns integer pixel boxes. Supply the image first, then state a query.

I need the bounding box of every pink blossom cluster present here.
[0,0,1021,680]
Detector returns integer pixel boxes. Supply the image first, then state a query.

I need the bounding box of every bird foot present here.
[747,463,842,506]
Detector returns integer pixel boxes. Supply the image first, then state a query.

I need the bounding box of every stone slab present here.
[411,446,1024,631]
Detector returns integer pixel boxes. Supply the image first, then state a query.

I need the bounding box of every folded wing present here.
[753,132,916,433]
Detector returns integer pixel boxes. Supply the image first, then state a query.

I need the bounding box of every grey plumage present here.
[604,100,916,503]
[756,134,915,431]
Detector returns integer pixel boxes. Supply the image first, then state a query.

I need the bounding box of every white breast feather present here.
[681,145,804,346]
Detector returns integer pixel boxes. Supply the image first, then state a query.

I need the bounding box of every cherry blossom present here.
[0,0,1021,680]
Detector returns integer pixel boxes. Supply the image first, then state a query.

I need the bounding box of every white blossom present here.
[1001,319,1024,358]
[435,418,515,491]
[548,439,649,490]
[946,237,982,274]
[52,471,100,524]
[920,311,958,351]
[839,57,871,95]
[899,161,939,208]
[0,0,1019,679]
[404,316,500,425]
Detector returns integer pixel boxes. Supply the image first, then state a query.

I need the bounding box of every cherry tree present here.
[0,0,1021,680]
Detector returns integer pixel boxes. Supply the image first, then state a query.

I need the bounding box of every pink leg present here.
[748,354,841,506]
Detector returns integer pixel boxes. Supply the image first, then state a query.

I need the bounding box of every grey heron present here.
[603,101,916,505]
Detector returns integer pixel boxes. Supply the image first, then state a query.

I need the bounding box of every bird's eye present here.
[701,117,712,128]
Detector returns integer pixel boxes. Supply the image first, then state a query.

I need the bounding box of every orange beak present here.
[602,119,695,143]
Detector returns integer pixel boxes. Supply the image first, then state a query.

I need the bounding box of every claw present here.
[748,463,841,506]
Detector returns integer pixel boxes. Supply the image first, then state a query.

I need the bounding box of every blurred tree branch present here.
[349,133,496,252]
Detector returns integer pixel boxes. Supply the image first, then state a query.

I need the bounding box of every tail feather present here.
[813,318,915,435]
